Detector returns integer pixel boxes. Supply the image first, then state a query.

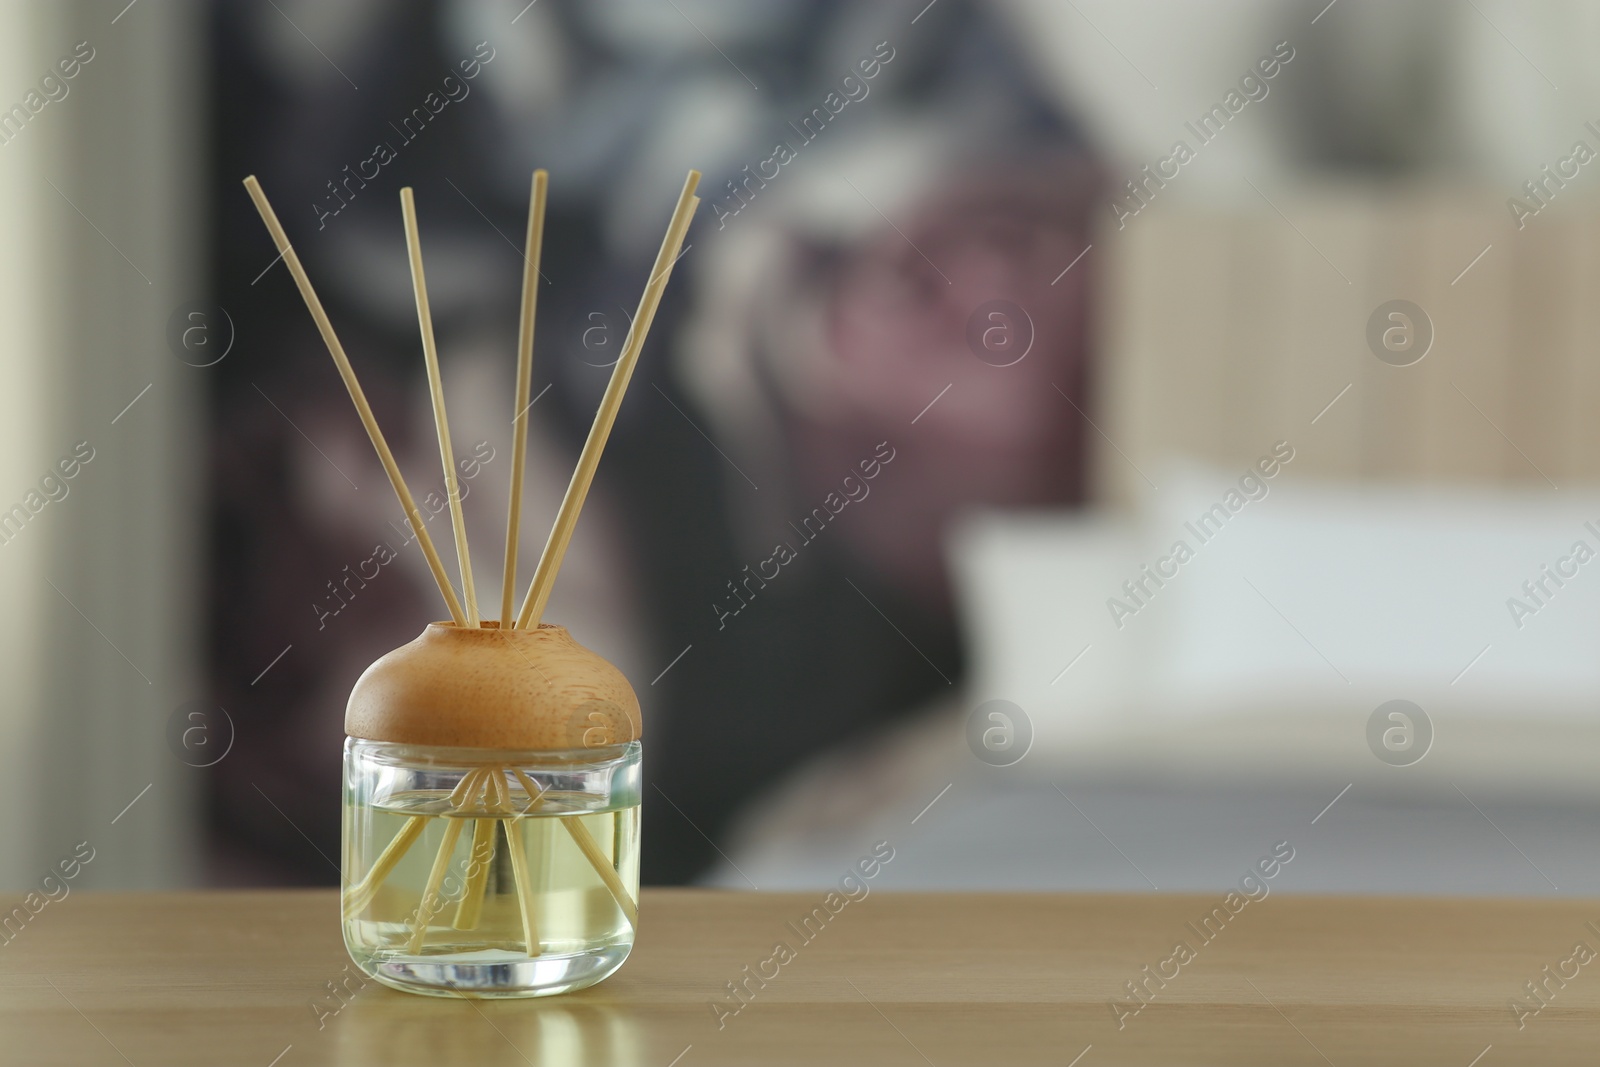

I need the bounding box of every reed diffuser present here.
[243,168,700,997]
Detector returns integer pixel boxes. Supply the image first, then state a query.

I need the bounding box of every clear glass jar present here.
[341,738,641,998]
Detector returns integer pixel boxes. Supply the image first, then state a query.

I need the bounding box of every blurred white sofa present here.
[952,467,1600,795]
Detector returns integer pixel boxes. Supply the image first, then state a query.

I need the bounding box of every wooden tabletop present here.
[1,889,1596,1065]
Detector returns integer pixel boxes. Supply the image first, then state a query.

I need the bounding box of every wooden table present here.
[1,890,1596,1065]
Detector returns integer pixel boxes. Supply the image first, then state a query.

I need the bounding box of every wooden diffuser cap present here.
[345,622,642,750]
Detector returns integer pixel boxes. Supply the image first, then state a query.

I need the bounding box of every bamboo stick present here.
[562,815,638,928]
[453,770,500,930]
[503,825,539,955]
[510,769,550,818]
[409,819,467,953]
[344,760,491,920]
[407,768,486,952]
[493,769,542,956]
[241,176,466,625]
[342,815,425,920]
[508,769,635,928]
[451,771,492,927]
[344,764,480,921]
[515,173,701,629]
[502,170,549,627]
[401,186,480,626]
[453,819,498,930]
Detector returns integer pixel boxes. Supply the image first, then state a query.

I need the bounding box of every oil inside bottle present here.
[343,781,638,997]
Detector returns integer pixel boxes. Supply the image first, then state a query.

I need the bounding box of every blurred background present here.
[4,0,1600,896]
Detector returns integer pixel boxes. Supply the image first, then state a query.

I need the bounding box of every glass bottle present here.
[339,621,641,998]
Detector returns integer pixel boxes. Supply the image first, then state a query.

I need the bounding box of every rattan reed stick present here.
[502,171,549,627]
[515,173,701,629]
[401,187,481,626]
[242,176,467,625]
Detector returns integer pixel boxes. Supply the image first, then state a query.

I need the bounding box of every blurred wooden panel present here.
[1146,209,1237,478]
[1219,211,1295,464]
[1356,189,1435,480]
[1093,207,1168,507]
[1562,203,1600,483]
[1094,204,1236,505]
[1283,189,1375,479]
[1419,192,1515,482]
[1093,184,1590,500]
[1504,209,1576,485]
